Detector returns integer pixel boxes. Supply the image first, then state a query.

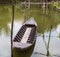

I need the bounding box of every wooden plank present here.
[20,27,32,43]
[0,1,60,5]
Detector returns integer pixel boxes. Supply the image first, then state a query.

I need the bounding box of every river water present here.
[0,4,60,57]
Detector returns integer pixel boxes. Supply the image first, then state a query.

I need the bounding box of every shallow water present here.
[0,4,60,57]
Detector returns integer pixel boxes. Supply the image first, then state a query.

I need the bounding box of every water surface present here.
[0,4,60,57]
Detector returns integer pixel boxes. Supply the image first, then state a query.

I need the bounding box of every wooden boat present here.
[13,17,37,50]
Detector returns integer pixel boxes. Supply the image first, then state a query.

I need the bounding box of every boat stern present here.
[13,42,32,50]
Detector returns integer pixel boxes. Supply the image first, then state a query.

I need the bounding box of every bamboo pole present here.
[0,1,60,5]
[28,0,30,10]
[1,1,60,5]
[24,0,26,22]
[45,0,48,14]
[42,0,47,52]
[11,2,14,57]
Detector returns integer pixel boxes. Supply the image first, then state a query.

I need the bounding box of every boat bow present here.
[24,17,37,26]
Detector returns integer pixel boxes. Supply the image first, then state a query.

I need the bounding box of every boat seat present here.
[20,27,32,43]
[13,25,27,42]
[13,24,36,44]
[13,42,32,49]
[27,27,36,44]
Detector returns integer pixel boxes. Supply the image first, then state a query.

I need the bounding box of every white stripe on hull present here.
[20,28,32,43]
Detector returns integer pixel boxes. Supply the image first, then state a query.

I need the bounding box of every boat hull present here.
[13,41,36,51]
[13,42,35,57]
[13,17,37,50]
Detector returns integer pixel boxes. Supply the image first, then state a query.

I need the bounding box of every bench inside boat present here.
[13,24,36,49]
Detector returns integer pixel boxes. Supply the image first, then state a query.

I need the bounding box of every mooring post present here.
[45,0,48,14]
[42,3,47,51]
[28,0,30,10]
[24,0,26,22]
[11,1,14,57]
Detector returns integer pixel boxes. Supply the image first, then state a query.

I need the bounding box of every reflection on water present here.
[0,5,11,57]
[32,34,60,57]
[0,32,11,57]
[0,4,60,57]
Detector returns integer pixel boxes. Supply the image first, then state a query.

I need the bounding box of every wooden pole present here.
[11,2,14,57]
[28,0,30,10]
[45,0,47,14]
[28,0,30,18]
[42,0,47,51]
[46,0,48,14]
[24,0,26,22]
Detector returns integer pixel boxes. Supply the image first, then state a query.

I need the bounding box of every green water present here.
[0,4,60,57]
